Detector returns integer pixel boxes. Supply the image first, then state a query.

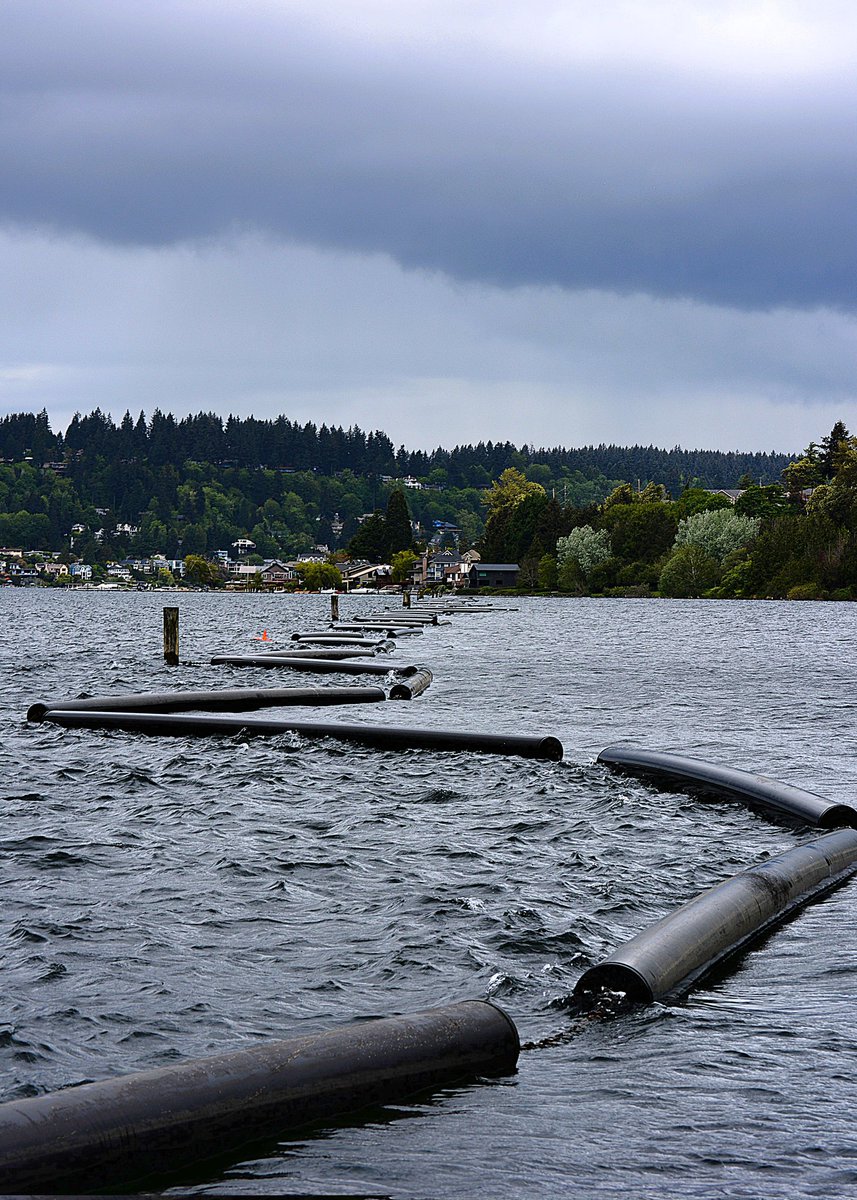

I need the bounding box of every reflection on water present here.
[2,590,856,1197]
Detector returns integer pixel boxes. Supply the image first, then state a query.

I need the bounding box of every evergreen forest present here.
[2,407,856,599]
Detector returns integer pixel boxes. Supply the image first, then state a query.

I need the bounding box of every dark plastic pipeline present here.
[378,611,438,624]
[598,743,857,828]
[260,647,379,660]
[0,1000,519,1194]
[291,634,392,649]
[27,686,386,723]
[334,623,424,636]
[43,709,564,759]
[574,827,857,1004]
[211,654,417,676]
[389,668,434,700]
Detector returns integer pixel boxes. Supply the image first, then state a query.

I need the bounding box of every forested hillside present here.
[0,408,790,561]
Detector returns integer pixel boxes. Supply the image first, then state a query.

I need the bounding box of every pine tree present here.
[384,488,413,556]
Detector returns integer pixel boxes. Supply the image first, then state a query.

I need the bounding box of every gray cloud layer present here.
[3,1,856,310]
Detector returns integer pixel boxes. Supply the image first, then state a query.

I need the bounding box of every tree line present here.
[1,408,789,491]
[482,422,857,599]
[4,406,847,601]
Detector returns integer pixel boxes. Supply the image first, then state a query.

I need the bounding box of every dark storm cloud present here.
[2,1,856,310]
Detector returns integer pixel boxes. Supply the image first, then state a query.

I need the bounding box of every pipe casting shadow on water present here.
[41,709,565,759]
[598,743,857,828]
[0,1000,519,1195]
[26,686,387,722]
[210,654,417,675]
[573,828,857,1005]
[389,668,434,700]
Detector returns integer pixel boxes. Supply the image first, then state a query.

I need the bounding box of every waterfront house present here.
[470,563,519,588]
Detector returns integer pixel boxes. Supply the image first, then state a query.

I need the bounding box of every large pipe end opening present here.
[819,804,857,829]
[540,736,564,762]
[572,963,653,1007]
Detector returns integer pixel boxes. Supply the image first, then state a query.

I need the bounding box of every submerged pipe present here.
[574,828,857,1004]
[43,709,564,760]
[598,744,857,829]
[389,668,434,700]
[0,1000,519,1194]
[27,686,386,723]
[211,654,416,676]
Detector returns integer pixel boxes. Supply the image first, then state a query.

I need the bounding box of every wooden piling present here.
[403,591,411,608]
[163,607,179,666]
[331,594,340,622]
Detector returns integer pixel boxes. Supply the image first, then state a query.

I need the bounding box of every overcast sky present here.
[2,0,856,454]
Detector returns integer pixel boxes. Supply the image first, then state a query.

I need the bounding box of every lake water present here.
[1,590,856,1198]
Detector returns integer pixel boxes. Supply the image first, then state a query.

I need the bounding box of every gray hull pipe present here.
[43,709,564,759]
[598,744,857,828]
[292,634,393,650]
[27,686,386,723]
[333,623,424,635]
[574,828,857,1004]
[0,1000,518,1194]
[211,654,416,675]
[389,668,434,700]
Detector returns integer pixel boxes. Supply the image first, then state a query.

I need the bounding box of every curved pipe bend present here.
[598,744,857,828]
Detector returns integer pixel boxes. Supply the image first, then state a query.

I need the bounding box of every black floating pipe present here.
[378,611,438,624]
[292,634,391,648]
[43,709,564,760]
[598,744,857,828]
[261,647,379,660]
[334,623,424,636]
[27,686,386,723]
[354,615,433,626]
[0,1000,519,1194]
[211,654,416,676]
[574,828,857,1004]
[389,668,434,700]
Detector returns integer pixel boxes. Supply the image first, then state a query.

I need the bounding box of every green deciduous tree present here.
[391,549,418,584]
[674,508,760,562]
[298,562,343,590]
[556,526,612,578]
[537,553,557,590]
[659,545,720,597]
[483,467,546,516]
[183,554,221,587]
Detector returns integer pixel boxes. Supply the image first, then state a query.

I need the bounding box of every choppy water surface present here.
[1,591,856,1198]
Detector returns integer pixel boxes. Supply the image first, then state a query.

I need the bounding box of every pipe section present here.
[598,744,857,828]
[211,654,416,676]
[0,1000,519,1194]
[389,669,434,700]
[334,623,424,636]
[27,687,386,723]
[43,709,564,759]
[260,648,379,660]
[379,611,438,624]
[291,634,391,648]
[574,828,857,1004]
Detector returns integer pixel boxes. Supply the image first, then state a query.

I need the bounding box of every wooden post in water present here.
[330,594,340,622]
[163,607,179,666]
[403,591,411,608]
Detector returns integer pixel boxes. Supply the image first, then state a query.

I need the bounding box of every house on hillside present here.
[261,561,297,587]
